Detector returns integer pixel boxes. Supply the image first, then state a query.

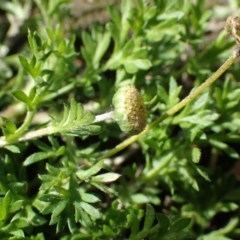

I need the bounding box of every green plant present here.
[1,0,240,239]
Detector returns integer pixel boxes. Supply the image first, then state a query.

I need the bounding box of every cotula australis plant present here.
[1,0,240,239]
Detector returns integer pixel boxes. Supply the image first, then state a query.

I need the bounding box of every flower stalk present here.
[98,48,240,160]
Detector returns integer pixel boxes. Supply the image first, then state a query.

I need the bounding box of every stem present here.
[18,126,55,142]
[0,50,239,150]
[93,111,113,123]
[9,110,36,141]
[0,126,57,147]
[34,0,49,26]
[42,83,75,102]
[98,49,240,160]
[0,111,114,147]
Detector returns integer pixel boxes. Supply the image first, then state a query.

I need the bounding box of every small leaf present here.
[131,193,149,204]
[82,124,102,134]
[52,200,67,218]
[123,61,138,74]
[214,202,238,212]
[19,55,35,77]
[19,55,30,69]
[33,138,52,151]
[79,111,95,125]
[28,29,35,54]
[41,203,60,214]
[67,212,77,234]
[3,190,12,213]
[107,4,121,27]
[191,148,201,163]
[60,99,77,127]
[157,85,169,104]
[56,215,67,233]
[4,145,20,153]
[33,31,42,48]
[169,77,181,106]
[121,0,132,19]
[12,90,31,105]
[39,194,63,203]
[30,55,36,67]
[76,103,84,122]
[196,167,211,181]
[156,213,170,233]
[79,201,102,219]
[1,117,17,135]
[91,173,121,183]
[46,163,61,176]
[28,29,42,54]
[191,92,209,110]
[31,215,47,227]
[68,98,78,124]
[209,138,239,159]
[129,213,140,239]
[91,182,118,195]
[93,31,111,65]
[143,204,155,231]
[132,59,152,70]
[122,39,135,56]
[9,200,24,213]
[38,174,55,182]
[11,218,29,228]
[179,166,199,191]
[59,104,70,126]
[146,20,182,41]
[23,151,56,166]
[180,111,219,127]
[79,191,101,203]
[81,47,91,66]
[76,160,104,180]
[169,218,191,233]
[190,127,205,142]
[50,215,60,226]
[75,202,94,228]
[132,224,160,240]
[40,50,52,62]
[57,146,65,156]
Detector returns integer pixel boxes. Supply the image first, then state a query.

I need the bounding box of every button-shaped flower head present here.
[112,85,147,134]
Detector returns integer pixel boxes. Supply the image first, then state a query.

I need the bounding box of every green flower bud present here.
[112,85,147,134]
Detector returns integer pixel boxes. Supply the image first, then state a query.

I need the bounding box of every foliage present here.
[0,0,240,239]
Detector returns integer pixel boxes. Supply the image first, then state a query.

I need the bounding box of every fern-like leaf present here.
[55,98,101,136]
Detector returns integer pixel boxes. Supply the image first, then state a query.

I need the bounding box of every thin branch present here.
[98,48,240,160]
[93,111,113,123]
[0,111,114,147]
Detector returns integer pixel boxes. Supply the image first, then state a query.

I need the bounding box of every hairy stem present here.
[0,50,239,150]
[0,112,114,147]
[9,110,36,141]
[93,111,113,123]
[42,83,75,102]
[98,48,240,160]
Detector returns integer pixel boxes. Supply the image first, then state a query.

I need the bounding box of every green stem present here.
[98,49,240,160]
[42,83,75,102]
[0,125,57,147]
[0,111,113,147]
[0,50,238,150]
[34,0,49,26]
[18,126,56,142]
[9,110,36,142]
